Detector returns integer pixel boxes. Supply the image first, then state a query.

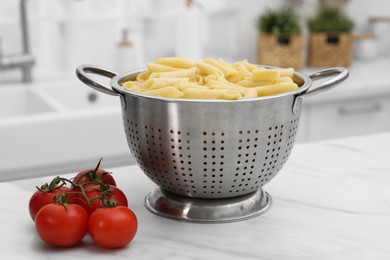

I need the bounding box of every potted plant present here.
[307,5,354,67]
[256,7,304,69]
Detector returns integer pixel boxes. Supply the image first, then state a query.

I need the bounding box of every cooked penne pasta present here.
[123,84,141,93]
[244,88,258,98]
[193,74,204,85]
[278,77,294,83]
[279,68,294,78]
[204,74,227,84]
[182,88,242,100]
[236,80,271,88]
[149,67,197,79]
[226,71,243,84]
[196,61,224,78]
[147,63,181,72]
[122,81,138,89]
[176,82,208,91]
[121,57,299,100]
[142,78,189,91]
[227,64,251,83]
[136,71,151,82]
[232,60,257,71]
[255,82,299,96]
[155,57,196,69]
[143,86,184,98]
[252,68,280,82]
[207,80,246,95]
[203,58,238,77]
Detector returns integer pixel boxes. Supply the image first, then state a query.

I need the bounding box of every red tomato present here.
[29,186,74,221]
[35,203,88,247]
[88,206,138,248]
[74,168,116,187]
[74,184,128,215]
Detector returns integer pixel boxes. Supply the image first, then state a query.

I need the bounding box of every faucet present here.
[0,0,35,82]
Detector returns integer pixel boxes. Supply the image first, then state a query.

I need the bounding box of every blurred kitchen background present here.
[0,0,389,181]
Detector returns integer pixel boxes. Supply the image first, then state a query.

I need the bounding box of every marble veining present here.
[1,132,390,259]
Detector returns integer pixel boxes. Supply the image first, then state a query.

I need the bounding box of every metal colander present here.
[76,65,348,222]
[122,98,300,199]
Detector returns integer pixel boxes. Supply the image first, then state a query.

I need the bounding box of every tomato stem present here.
[55,176,117,207]
[59,177,95,203]
[36,176,66,193]
[74,158,114,185]
[53,194,69,208]
[94,157,103,172]
[36,158,120,209]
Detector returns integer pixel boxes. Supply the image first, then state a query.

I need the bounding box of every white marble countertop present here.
[1,132,389,259]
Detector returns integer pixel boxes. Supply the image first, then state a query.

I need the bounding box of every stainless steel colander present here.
[76,65,348,222]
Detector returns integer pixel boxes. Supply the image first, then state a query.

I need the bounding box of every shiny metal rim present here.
[144,187,272,223]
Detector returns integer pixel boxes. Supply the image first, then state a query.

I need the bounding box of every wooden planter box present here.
[308,32,352,67]
[257,33,304,69]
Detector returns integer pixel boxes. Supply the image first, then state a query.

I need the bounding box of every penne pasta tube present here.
[226,71,243,84]
[147,63,181,72]
[221,90,243,100]
[149,67,197,79]
[252,68,280,82]
[240,64,252,79]
[243,88,258,98]
[279,68,294,78]
[155,57,196,69]
[207,80,246,95]
[227,63,252,83]
[278,77,294,83]
[204,74,227,84]
[203,58,238,76]
[136,71,152,82]
[181,88,221,99]
[255,82,299,96]
[122,81,137,89]
[193,74,204,85]
[123,84,141,93]
[196,61,224,78]
[141,78,189,91]
[207,79,241,88]
[208,85,245,95]
[232,60,257,71]
[176,81,208,91]
[143,86,184,98]
[182,88,241,100]
[236,79,272,88]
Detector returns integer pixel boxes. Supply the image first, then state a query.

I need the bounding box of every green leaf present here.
[307,5,354,33]
[256,6,301,35]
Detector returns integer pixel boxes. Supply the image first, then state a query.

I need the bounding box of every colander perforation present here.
[198,131,226,195]
[229,129,261,194]
[123,114,301,199]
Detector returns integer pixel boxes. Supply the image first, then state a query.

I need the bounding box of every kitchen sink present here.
[0,86,56,119]
[0,78,134,182]
[38,82,119,111]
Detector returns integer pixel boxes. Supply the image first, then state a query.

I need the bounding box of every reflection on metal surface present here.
[144,187,272,223]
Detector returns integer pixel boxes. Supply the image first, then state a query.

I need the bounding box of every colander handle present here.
[292,67,349,114]
[76,65,119,96]
[304,67,349,97]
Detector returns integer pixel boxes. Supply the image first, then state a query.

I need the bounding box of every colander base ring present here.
[144,187,272,223]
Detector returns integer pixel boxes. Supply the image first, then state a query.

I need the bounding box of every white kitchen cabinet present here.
[294,56,390,143]
[299,94,390,142]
